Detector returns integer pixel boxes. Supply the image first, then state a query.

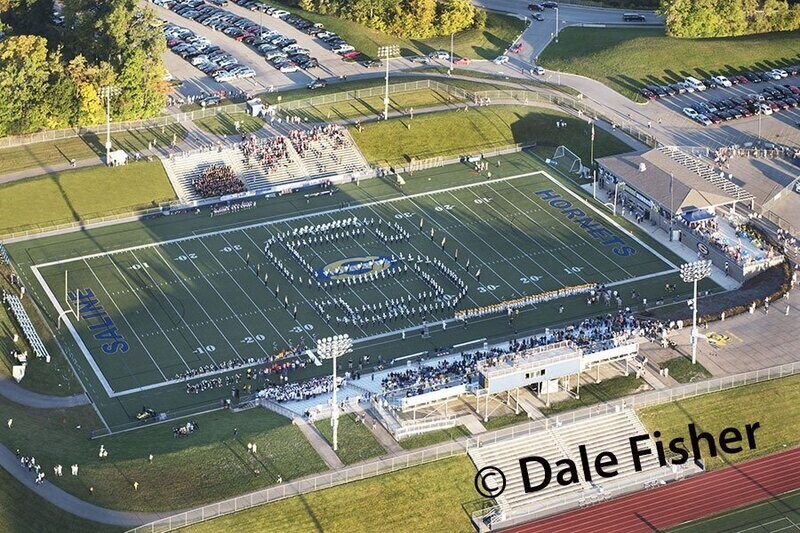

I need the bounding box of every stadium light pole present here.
[317,334,352,451]
[99,86,118,165]
[680,260,712,365]
[377,45,400,120]
[449,32,454,74]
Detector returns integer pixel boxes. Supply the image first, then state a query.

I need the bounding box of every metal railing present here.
[128,361,799,532]
[127,438,469,533]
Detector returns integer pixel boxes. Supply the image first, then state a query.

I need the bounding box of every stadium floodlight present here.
[99,85,120,165]
[316,334,353,451]
[377,45,400,121]
[680,260,713,365]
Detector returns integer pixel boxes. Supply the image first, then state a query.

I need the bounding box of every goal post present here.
[57,269,80,329]
[552,145,587,178]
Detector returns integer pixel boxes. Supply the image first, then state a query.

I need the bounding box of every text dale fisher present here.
[474,422,761,498]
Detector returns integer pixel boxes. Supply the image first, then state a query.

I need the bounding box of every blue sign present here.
[316,255,397,280]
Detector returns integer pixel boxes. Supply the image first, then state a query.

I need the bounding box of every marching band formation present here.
[455,283,598,320]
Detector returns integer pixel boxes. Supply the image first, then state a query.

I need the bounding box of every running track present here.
[511,447,800,532]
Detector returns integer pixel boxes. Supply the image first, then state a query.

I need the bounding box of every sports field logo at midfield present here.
[317,255,397,281]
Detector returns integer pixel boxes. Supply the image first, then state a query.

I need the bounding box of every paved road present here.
[474,0,663,66]
[0,375,89,408]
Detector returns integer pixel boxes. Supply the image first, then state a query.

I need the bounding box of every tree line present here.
[0,0,167,137]
[661,0,800,37]
[295,0,485,39]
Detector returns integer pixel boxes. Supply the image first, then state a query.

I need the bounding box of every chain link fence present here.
[127,361,798,533]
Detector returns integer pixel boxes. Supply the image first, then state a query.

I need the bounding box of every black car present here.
[542,1,558,7]
[669,82,685,94]
[702,78,717,89]
[639,88,657,100]
[528,3,544,10]
[744,72,762,83]
[645,84,666,97]
[713,99,730,110]
[307,78,327,89]
[659,85,676,96]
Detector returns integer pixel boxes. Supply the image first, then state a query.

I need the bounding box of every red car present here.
[509,42,523,54]
[341,50,361,59]
[454,57,471,65]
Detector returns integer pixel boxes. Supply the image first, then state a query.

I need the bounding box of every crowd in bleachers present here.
[257,376,341,403]
[381,311,674,397]
[191,163,246,198]
[287,124,349,157]
[240,134,290,174]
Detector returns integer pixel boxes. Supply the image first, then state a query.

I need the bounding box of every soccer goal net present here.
[552,145,587,177]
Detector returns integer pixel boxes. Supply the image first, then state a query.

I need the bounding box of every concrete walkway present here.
[0,375,89,409]
[0,443,170,527]
[353,406,403,454]
[293,418,345,470]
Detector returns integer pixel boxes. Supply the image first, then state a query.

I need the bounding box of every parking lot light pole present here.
[317,334,352,451]
[680,260,713,365]
[554,7,559,44]
[449,33,454,74]
[377,45,400,120]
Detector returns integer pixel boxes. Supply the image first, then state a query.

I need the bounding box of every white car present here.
[333,44,355,54]
[214,72,235,82]
[532,66,545,75]
[696,114,713,126]
[771,68,788,78]
[271,9,289,18]
[279,63,299,73]
[678,81,695,93]
[682,107,699,120]
[493,55,509,65]
[685,76,706,91]
[758,103,773,115]
[712,75,733,87]
[767,69,783,80]
[428,50,450,60]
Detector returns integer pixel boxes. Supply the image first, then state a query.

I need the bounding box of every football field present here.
[30,170,677,398]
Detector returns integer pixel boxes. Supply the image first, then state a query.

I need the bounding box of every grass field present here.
[540,375,647,416]
[194,112,265,136]
[315,413,386,464]
[539,28,800,101]
[183,455,483,533]
[0,399,327,512]
[0,466,122,533]
[349,105,631,165]
[290,88,465,122]
[0,124,188,175]
[398,425,471,450]
[660,355,712,383]
[0,161,176,236]
[0,265,82,395]
[30,170,676,399]
[273,3,525,60]
[667,488,800,533]
[638,374,800,471]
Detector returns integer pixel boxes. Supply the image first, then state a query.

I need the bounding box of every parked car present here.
[307,78,327,89]
[542,1,558,7]
[528,3,544,11]
[712,75,733,87]
[493,55,509,65]
[532,66,545,75]
[639,88,657,100]
[509,42,523,54]
[428,50,450,60]
[682,107,699,120]
[685,76,706,91]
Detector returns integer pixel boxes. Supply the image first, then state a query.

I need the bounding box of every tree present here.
[439,0,475,36]
[0,35,55,135]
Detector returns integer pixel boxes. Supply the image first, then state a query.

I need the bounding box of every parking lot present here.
[640,69,800,148]
[149,0,373,98]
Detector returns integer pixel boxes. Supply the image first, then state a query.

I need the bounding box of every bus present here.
[623,13,646,22]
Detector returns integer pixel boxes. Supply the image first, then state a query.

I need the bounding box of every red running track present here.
[511,447,800,533]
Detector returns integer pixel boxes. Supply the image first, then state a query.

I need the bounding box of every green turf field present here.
[539,28,800,101]
[28,170,676,398]
[667,488,800,533]
[6,152,712,428]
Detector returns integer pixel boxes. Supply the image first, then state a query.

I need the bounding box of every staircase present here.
[659,146,754,202]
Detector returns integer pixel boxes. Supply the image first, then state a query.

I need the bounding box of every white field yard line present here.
[32,171,565,269]
[29,265,117,398]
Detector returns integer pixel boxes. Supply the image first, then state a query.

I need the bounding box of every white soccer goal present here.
[552,145,587,177]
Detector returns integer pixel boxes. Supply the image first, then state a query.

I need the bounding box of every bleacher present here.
[659,146,754,202]
[161,128,371,202]
[469,409,666,516]
[2,292,50,362]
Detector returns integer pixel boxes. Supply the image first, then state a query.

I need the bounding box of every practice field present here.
[667,488,800,532]
[31,170,676,398]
